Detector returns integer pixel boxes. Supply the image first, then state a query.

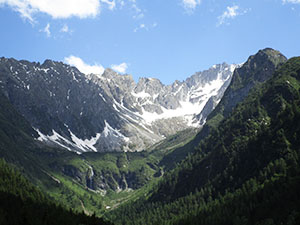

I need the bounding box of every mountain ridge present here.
[1,48,300,225]
[106,52,300,225]
[193,48,287,142]
[0,57,237,153]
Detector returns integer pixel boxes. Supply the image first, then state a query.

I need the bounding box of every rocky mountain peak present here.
[185,62,233,88]
[134,77,164,95]
[0,56,238,153]
[100,68,135,89]
[42,59,57,67]
[231,48,287,88]
[102,68,118,77]
[207,48,287,121]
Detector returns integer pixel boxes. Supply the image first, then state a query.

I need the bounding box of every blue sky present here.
[0,0,300,84]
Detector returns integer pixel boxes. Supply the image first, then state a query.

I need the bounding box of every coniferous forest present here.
[2,0,300,223]
[105,57,300,225]
[0,50,300,225]
[0,159,112,225]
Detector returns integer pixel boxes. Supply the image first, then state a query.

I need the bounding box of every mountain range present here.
[0,48,300,225]
[0,58,237,153]
[107,49,300,225]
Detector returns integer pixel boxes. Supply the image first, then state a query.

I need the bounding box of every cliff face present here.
[0,57,237,153]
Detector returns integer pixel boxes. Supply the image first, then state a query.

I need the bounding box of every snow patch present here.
[35,128,101,153]
[99,92,107,102]
[153,93,159,100]
[102,120,130,143]
[129,65,235,127]
[132,91,151,99]
[69,130,100,152]
[67,89,70,100]
[40,68,50,73]
[113,103,120,112]
[174,85,183,96]
[71,71,79,82]
[35,129,48,142]
[230,64,237,73]
[35,129,73,151]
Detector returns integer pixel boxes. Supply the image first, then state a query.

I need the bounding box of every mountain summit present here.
[0,58,237,153]
[194,48,287,141]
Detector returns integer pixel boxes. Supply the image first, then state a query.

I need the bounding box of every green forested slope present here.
[193,48,287,144]
[107,57,300,225]
[155,48,287,172]
[0,159,113,225]
[0,88,161,216]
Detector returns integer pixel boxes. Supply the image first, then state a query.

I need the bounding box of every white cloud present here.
[101,0,116,10]
[0,0,101,22]
[283,0,300,3]
[217,5,246,26]
[131,2,144,19]
[132,3,141,13]
[111,63,128,74]
[133,23,148,32]
[0,0,145,22]
[64,55,105,75]
[40,23,51,37]
[133,12,144,19]
[133,22,157,33]
[182,0,201,13]
[60,24,73,35]
[60,24,69,33]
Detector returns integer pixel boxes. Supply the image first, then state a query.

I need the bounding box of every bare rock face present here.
[0,56,238,153]
[207,48,287,121]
